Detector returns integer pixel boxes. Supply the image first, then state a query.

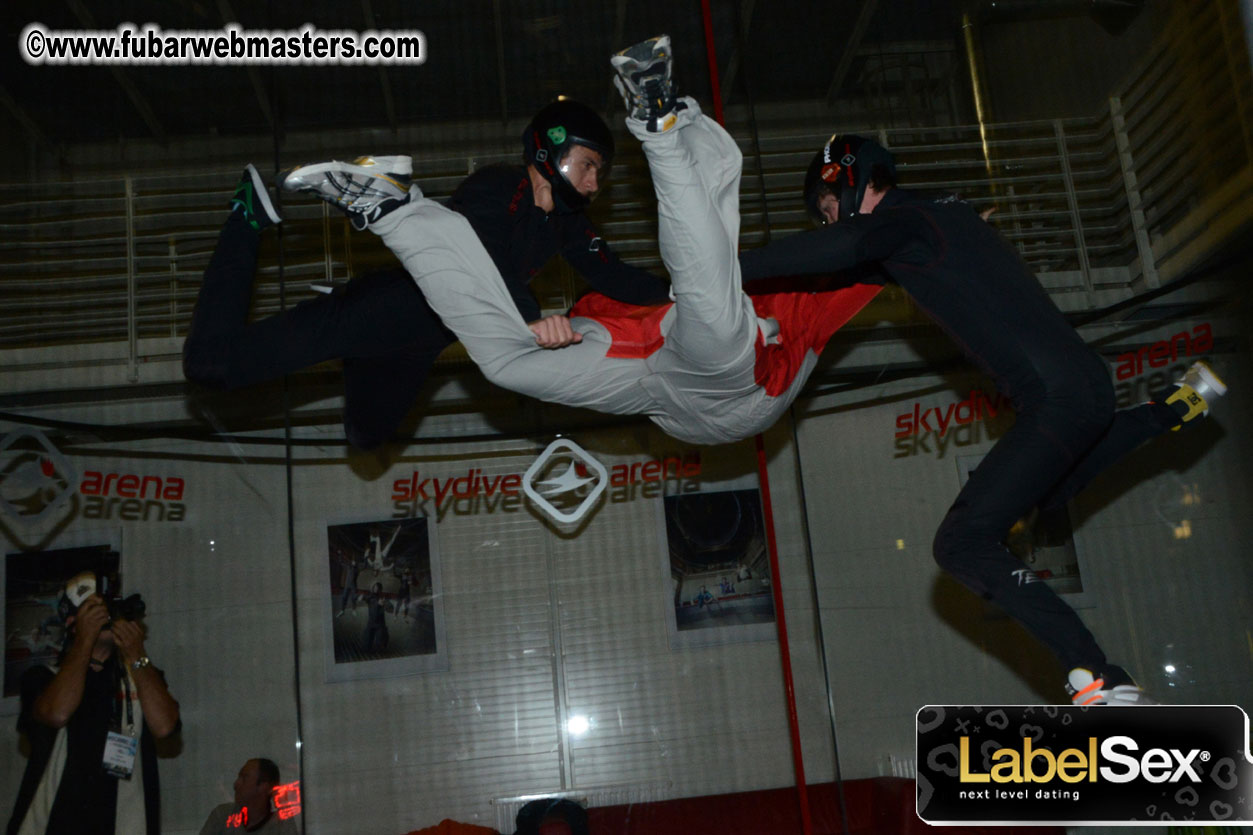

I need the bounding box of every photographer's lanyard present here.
[103,670,138,779]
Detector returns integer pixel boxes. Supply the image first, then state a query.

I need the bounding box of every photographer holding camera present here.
[7,572,180,835]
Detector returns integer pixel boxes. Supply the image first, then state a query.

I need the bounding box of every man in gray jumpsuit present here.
[282,37,877,445]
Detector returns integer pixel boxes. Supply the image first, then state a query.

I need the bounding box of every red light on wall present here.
[273,781,302,819]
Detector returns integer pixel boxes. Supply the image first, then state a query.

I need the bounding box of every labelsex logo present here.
[960,735,1206,785]
[917,704,1253,825]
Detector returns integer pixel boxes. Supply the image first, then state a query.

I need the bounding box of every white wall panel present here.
[261,423,843,829]
[8,312,1245,832]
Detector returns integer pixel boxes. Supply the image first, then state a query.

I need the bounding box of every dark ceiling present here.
[2,0,967,151]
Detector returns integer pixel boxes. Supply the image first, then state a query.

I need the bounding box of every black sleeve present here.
[738,212,920,285]
[16,665,54,734]
[9,667,57,835]
[448,170,543,323]
[16,669,56,780]
[561,214,671,306]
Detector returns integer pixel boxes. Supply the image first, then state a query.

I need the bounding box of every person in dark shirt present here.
[182,100,670,449]
[8,573,180,835]
[198,758,296,835]
[737,132,1227,705]
[335,547,363,618]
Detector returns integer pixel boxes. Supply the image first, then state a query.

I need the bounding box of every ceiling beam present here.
[604,0,630,119]
[857,39,955,56]
[824,0,879,105]
[66,0,167,144]
[493,0,509,122]
[360,0,398,131]
[0,82,49,148]
[719,0,756,105]
[217,0,274,127]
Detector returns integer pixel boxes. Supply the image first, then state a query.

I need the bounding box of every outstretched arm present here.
[562,214,671,306]
[379,525,401,559]
[738,214,917,285]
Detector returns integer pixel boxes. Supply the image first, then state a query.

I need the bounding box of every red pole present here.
[699,0,727,126]
[755,434,815,835]
[699,7,812,831]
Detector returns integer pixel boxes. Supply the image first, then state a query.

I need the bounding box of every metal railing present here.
[1,1,1249,378]
[0,117,1138,353]
[731,114,1136,291]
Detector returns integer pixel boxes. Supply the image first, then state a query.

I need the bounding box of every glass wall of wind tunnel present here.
[768,0,1253,794]
[274,7,842,827]
[3,1,1252,835]
[1,5,840,834]
[0,156,306,829]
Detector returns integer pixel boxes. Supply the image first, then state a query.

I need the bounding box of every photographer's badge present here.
[102,730,137,779]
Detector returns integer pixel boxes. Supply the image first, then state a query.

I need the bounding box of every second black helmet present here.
[803,134,896,223]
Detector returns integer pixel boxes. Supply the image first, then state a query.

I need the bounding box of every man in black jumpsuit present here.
[739,134,1226,705]
[182,100,670,450]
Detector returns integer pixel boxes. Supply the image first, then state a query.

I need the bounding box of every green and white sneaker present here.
[230,163,281,232]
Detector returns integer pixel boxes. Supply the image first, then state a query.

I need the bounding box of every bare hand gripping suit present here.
[371,99,875,445]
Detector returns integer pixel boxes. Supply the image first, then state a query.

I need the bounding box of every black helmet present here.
[803,134,896,223]
[514,798,588,835]
[523,99,614,213]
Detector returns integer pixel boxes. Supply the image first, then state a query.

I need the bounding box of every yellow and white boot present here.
[1164,360,1226,430]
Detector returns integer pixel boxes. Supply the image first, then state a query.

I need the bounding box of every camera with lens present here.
[59,571,145,623]
[106,593,146,623]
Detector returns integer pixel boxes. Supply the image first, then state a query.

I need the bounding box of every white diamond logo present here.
[522,438,608,524]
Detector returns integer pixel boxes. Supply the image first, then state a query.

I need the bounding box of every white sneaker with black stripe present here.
[231,163,282,232]
[611,35,686,133]
[281,155,413,231]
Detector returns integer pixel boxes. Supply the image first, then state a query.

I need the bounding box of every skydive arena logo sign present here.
[390,450,702,520]
[0,428,77,527]
[917,705,1253,824]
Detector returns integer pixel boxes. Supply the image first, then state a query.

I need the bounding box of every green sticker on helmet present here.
[547,126,567,144]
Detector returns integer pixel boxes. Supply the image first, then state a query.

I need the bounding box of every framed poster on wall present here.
[323,516,447,681]
[658,480,777,650]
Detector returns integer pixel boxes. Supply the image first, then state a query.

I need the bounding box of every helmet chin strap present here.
[525,151,587,214]
[549,174,589,213]
[547,147,592,213]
